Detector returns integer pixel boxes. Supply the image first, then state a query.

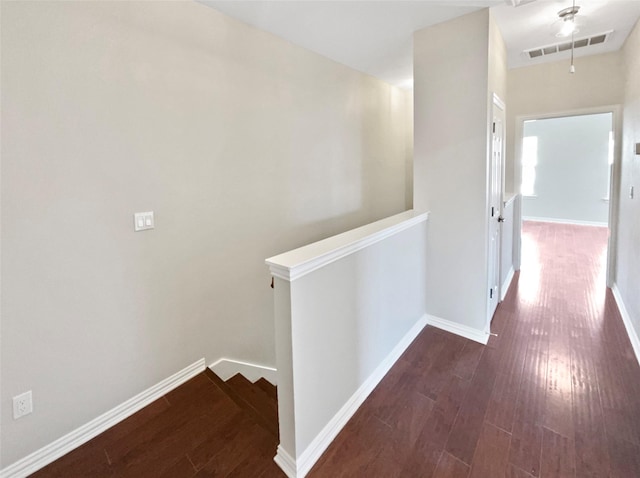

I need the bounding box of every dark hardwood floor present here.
[32,221,640,477]
[309,221,640,478]
[30,371,283,478]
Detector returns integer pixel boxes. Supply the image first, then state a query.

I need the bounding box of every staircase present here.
[205,369,279,438]
[30,369,282,477]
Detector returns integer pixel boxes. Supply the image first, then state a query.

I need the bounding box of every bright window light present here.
[605,130,614,201]
[521,136,538,196]
[608,131,614,165]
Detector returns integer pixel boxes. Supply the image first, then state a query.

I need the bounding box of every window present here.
[521,136,538,196]
[605,130,614,201]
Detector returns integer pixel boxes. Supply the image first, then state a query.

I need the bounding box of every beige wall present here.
[0,1,411,466]
[617,19,640,340]
[489,12,508,104]
[405,91,415,209]
[414,9,505,333]
[506,51,625,193]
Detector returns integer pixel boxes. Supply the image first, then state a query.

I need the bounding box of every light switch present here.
[134,211,154,232]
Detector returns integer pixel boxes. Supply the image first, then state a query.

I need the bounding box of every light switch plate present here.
[134,211,154,231]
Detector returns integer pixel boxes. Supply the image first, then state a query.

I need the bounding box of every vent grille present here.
[525,31,613,59]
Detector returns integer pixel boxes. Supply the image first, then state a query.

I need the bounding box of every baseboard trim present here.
[208,358,277,385]
[426,315,489,345]
[0,358,206,478]
[523,216,607,227]
[274,446,297,478]
[286,315,428,478]
[612,284,640,367]
[501,266,515,301]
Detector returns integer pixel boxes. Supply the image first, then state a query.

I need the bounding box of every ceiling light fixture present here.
[557,3,580,37]
[557,1,580,73]
[559,16,578,37]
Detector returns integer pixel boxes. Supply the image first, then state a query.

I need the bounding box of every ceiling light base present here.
[558,6,580,19]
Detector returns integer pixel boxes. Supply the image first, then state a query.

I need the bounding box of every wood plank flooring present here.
[308,221,640,478]
[31,221,640,477]
[30,371,283,478]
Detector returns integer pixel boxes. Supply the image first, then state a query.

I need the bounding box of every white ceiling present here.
[492,0,640,69]
[199,0,640,89]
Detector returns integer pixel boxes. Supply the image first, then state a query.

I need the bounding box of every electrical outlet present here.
[13,391,33,419]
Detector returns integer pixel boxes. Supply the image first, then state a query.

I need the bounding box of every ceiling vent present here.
[525,31,612,60]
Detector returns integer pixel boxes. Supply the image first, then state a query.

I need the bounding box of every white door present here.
[488,95,505,324]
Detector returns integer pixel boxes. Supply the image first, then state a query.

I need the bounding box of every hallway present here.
[309,221,640,477]
[29,221,640,477]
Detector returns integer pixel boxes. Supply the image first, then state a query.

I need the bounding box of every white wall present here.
[506,52,625,194]
[0,1,412,467]
[522,113,612,224]
[616,18,640,348]
[414,9,506,334]
[267,211,428,476]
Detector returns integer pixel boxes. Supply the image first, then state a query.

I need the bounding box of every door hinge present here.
[492,122,496,133]
[490,288,494,299]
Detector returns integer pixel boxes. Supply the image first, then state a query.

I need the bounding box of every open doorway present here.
[515,108,620,290]
[521,113,613,226]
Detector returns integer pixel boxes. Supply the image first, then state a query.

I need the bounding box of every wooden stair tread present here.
[226,374,278,433]
[255,378,278,401]
[205,369,278,438]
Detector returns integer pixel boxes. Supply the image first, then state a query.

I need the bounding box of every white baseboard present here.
[209,358,277,385]
[0,358,206,478]
[279,315,427,478]
[501,266,515,301]
[523,216,607,227]
[426,315,489,345]
[612,284,640,367]
[274,446,297,478]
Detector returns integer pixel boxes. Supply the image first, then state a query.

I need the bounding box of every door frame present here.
[486,93,506,333]
[513,104,622,287]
